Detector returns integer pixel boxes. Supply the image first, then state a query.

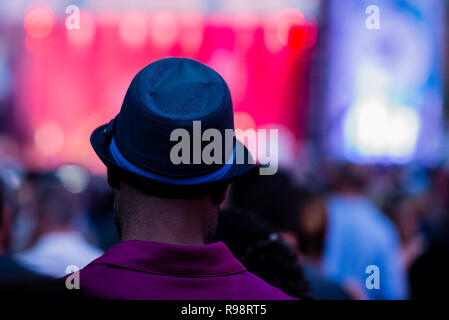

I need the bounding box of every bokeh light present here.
[56,164,90,194]
[34,123,64,156]
[345,97,420,160]
[24,2,55,39]
[150,11,179,50]
[119,11,148,48]
[276,8,306,48]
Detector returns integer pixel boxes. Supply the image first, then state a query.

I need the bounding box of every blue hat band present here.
[109,137,236,185]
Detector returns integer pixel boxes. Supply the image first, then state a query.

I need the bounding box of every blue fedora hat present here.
[90,57,254,186]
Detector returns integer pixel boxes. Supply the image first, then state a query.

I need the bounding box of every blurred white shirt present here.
[15,231,103,278]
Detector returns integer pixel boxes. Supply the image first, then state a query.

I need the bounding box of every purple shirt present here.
[77,240,295,300]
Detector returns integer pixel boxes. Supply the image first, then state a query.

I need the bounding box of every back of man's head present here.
[89,58,254,245]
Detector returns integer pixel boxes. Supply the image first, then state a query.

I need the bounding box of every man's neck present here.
[115,182,218,246]
[119,208,206,245]
[120,233,205,246]
[118,201,212,246]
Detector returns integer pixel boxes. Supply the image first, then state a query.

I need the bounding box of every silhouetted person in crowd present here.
[230,167,350,299]
[322,164,408,299]
[74,58,294,299]
[0,175,83,298]
[383,193,427,269]
[294,187,352,300]
[213,208,311,299]
[15,173,102,278]
[0,178,37,283]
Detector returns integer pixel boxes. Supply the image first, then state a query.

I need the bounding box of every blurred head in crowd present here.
[330,163,369,194]
[13,171,103,278]
[213,208,311,299]
[295,187,327,264]
[230,167,308,251]
[9,171,85,252]
[19,172,81,237]
[229,167,298,234]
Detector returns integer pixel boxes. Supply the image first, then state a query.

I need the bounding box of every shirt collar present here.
[89,240,246,277]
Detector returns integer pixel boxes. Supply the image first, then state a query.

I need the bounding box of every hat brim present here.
[90,124,256,187]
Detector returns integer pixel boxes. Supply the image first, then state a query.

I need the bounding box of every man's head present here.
[90,58,253,244]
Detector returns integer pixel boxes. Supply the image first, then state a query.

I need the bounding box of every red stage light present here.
[288,25,307,49]
[276,8,306,48]
[302,14,319,50]
[18,10,314,171]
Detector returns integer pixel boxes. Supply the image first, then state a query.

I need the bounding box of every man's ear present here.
[107,168,120,190]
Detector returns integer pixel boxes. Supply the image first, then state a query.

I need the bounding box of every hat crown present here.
[131,58,229,121]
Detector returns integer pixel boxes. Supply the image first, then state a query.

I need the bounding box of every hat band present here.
[109,137,236,185]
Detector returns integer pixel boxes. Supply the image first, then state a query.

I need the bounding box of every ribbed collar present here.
[90,240,246,277]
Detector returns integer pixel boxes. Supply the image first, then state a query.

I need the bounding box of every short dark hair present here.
[107,167,228,204]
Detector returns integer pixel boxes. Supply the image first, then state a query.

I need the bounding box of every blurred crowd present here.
[1,159,448,300]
